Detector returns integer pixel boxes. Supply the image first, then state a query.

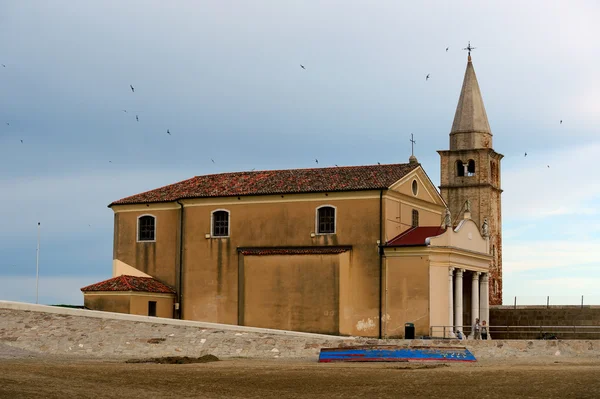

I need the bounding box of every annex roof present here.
[109,163,420,206]
[385,226,445,247]
[80,275,176,294]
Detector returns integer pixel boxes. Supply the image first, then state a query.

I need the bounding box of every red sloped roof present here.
[109,163,419,206]
[80,275,176,294]
[238,246,351,256]
[386,226,445,247]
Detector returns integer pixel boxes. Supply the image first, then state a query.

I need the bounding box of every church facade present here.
[81,54,501,338]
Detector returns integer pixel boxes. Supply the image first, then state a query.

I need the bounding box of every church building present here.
[81,53,502,338]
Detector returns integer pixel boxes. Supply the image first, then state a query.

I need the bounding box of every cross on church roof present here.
[410,133,416,156]
[463,41,476,55]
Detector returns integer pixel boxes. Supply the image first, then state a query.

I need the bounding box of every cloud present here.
[0,168,193,238]
[503,239,600,273]
[502,142,600,221]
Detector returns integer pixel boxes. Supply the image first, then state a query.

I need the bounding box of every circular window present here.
[412,180,418,196]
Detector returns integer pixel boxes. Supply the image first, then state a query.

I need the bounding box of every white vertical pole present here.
[36,222,40,304]
[480,273,490,335]
[454,269,464,334]
[472,272,480,331]
[448,267,454,337]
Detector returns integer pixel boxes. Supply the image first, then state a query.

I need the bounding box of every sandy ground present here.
[1,344,600,398]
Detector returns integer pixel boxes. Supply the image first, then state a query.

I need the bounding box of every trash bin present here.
[405,322,415,339]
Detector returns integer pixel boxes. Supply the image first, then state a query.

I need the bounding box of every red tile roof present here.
[238,246,351,256]
[385,226,445,247]
[109,163,419,206]
[80,275,176,294]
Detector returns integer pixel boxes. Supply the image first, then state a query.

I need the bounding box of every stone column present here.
[471,272,480,338]
[448,267,454,338]
[454,269,464,334]
[480,273,490,327]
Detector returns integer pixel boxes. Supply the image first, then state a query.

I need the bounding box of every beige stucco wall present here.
[384,255,430,338]
[83,293,174,318]
[83,293,130,314]
[429,265,449,333]
[384,169,445,241]
[112,191,385,337]
[112,205,181,289]
[180,193,382,336]
[129,294,174,318]
[242,253,341,335]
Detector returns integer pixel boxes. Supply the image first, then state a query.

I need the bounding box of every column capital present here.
[448,267,455,276]
[481,272,489,282]
[455,269,465,277]
[473,271,481,279]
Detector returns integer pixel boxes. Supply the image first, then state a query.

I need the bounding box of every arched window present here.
[467,160,476,176]
[138,215,156,241]
[456,160,465,177]
[412,209,419,227]
[212,210,230,237]
[317,206,336,234]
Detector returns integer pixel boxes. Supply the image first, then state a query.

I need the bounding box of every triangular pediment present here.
[388,166,446,207]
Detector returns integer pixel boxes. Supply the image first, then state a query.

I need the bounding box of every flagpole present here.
[36,222,40,304]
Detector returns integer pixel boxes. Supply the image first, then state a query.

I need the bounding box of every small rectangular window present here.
[138,216,156,241]
[212,210,229,237]
[412,210,419,227]
[148,301,157,317]
[318,207,336,234]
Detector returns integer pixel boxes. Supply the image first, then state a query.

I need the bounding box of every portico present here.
[383,215,492,338]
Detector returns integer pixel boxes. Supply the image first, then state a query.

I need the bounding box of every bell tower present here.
[438,47,503,305]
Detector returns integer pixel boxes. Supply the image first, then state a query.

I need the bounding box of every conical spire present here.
[450,56,492,141]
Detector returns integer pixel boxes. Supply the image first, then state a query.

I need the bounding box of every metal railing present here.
[504,295,600,307]
[429,325,600,340]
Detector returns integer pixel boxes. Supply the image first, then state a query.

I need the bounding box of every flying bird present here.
[122,109,127,113]
[377,162,381,165]
[211,159,215,163]
[109,161,112,163]
[6,122,9,126]
[136,115,139,122]
[335,164,339,167]
[20,140,23,143]
[426,74,430,81]
[446,47,449,52]
[524,152,527,157]
[560,120,563,124]
[167,129,171,135]
[300,64,306,70]
[130,85,135,93]
[1,64,5,67]
[315,159,319,164]
[547,165,550,168]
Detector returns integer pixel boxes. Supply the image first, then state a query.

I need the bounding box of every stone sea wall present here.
[1,301,599,361]
[490,305,600,339]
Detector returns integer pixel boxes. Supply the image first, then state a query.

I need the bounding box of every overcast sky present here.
[1,1,599,305]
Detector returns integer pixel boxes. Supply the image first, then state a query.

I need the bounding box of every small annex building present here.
[81,275,176,318]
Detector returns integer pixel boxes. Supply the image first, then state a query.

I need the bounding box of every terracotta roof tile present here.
[80,275,176,294]
[110,163,419,206]
[385,226,445,247]
[238,247,351,256]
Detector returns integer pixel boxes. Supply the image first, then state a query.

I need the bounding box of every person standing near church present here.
[472,318,481,339]
[481,320,488,340]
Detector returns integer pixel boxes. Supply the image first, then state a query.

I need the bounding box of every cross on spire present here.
[410,133,416,156]
[463,41,476,62]
[463,41,476,55]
